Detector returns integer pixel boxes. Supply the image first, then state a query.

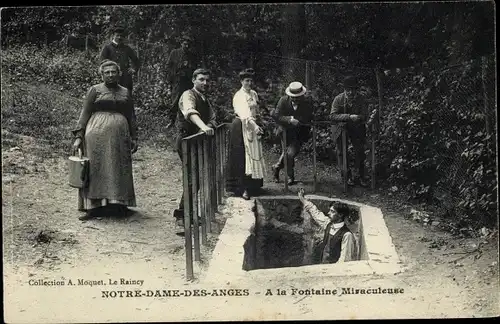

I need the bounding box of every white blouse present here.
[232,87,259,120]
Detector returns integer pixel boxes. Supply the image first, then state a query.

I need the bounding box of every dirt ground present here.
[2,130,499,322]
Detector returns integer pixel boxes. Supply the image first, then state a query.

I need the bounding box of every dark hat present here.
[239,68,255,79]
[343,76,359,88]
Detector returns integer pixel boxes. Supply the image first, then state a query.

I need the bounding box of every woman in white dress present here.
[225,69,267,200]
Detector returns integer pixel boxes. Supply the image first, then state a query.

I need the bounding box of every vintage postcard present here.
[2,2,498,322]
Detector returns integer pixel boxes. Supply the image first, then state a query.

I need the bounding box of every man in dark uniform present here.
[166,34,197,127]
[172,68,217,227]
[330,76,370,187]
[99,25,140,94]
[271,81,314,185]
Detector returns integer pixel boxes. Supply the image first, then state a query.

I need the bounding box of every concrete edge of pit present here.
[202,196,404,284]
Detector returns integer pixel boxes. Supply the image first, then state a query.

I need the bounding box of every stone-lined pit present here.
[204,195,403,283]
[243,198,366,271]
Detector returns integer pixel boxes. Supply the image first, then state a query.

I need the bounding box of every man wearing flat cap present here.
[330,76,370,187]
[271,81,314,185]
[99,25,140,94]
[165,34,198,127]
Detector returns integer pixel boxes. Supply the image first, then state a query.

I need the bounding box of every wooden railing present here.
[180,123,229,280]
[281,121,377,193]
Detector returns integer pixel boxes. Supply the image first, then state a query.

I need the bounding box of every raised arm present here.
[298,189,331,229]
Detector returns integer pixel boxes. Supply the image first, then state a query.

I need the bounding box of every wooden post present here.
[136,41,141,83]
[374,67,383,190]
[312,123,317,193]
[197,137,207,245]
[216,128,222,206]
[371,125,376,190]
[211,135,218,231]
[342,128,348,193]
[283,128,288,192]
[203,136,212,233]
[190,140,200,261]
[182,140,193,280]
[221,126,227,200]
[305,61,311,90]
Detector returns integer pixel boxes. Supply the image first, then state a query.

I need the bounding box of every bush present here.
[378,61,497,228]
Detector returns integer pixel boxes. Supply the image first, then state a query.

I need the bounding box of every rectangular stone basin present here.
[205,195,403,282]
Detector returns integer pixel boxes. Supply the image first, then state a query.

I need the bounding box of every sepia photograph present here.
[1,2,498,322]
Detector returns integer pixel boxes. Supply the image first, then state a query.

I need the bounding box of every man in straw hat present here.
[99,24,140,94]
[330,75,370,187]
[271,81,313,185]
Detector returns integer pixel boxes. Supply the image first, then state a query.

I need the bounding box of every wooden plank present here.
[312,123,317,193]
[342,128,348,193]
[198,137,207,245]
[210,135,218,231]
[374,67,384,190]
[283,128,288,192]
[182,140,193,280]
[203,136,212,233]
[221,126,227,200]
[190,139,200,261]
[371,125,376,190]
[216,128,222,205]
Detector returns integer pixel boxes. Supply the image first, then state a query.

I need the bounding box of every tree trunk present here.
[281,4,306,82]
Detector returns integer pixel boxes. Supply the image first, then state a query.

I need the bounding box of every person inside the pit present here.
[297,189,358,263]
[257,189,358,264]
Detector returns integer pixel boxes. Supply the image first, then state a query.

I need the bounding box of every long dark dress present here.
[72,83,137,211]
[225,119,264,195]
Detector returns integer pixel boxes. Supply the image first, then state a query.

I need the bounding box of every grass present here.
[1,74,170,156]
[1,75,82,155]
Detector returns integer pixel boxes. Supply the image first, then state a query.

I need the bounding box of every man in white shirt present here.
[259,188,358,264]
[298,188,358,263]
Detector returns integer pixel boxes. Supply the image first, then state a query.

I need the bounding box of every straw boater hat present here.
[285,81,307,97]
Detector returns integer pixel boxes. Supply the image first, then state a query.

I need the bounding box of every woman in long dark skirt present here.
[225,69,266,199]
[72,60,138,220]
